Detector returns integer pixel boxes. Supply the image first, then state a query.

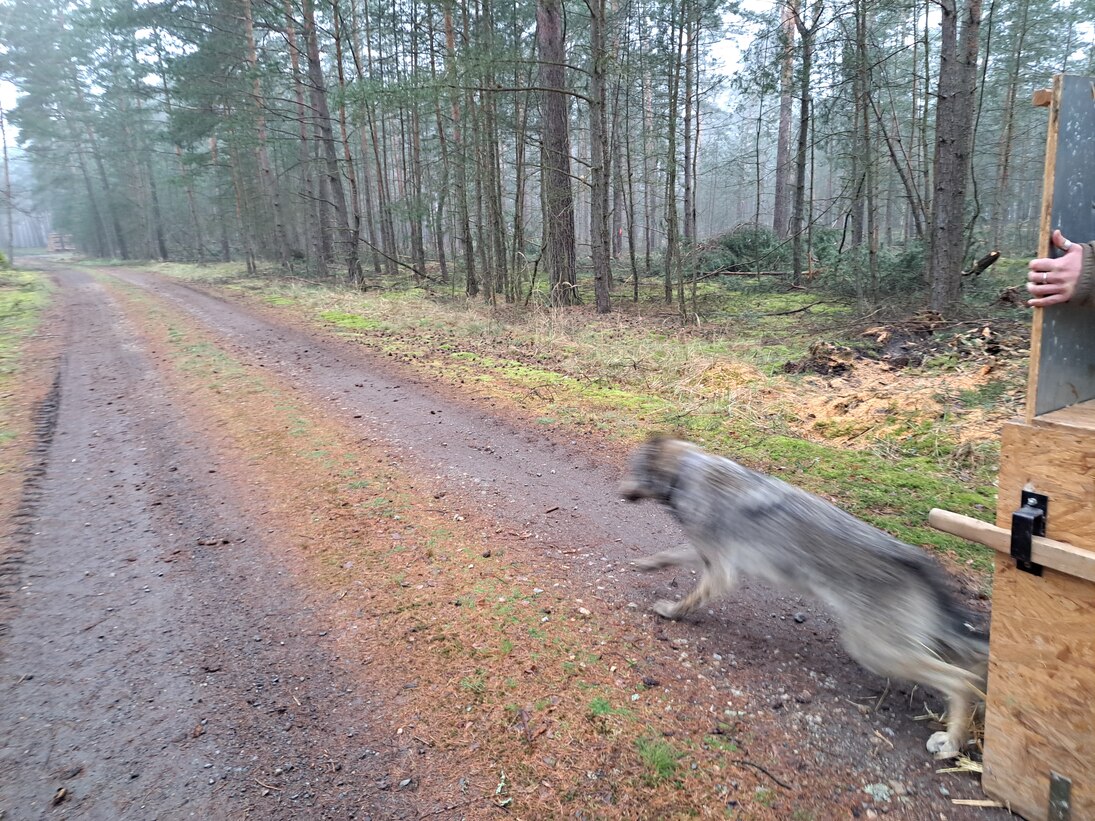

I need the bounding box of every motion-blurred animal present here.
[619,436,988,758]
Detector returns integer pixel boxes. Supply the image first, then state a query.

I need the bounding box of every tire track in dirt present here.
[0,369,61,642]
[0,268,422,819]
[93,265,1003,818]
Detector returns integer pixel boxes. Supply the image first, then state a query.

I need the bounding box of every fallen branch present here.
[732,758,793,790]
[759,301,827,317]
[962,251,1001,278]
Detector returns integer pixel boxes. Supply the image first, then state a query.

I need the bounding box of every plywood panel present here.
[1033,397,1095,430]
[982,557,1095,821]
[1028,74,1095,418]
[997,420,1095,550]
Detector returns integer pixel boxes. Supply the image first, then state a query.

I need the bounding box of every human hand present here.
[1027,229,1082,307]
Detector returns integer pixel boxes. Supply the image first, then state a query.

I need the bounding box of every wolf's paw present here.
[652,599,682,620]
[926,731,960,759]
[634,556,667,572]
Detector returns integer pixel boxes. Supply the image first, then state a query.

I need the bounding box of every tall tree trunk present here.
[510,69,531,289]
[427,3,451,284]
[479,0,509,300]
[331,0,364,285]
[536,0,577,305]
[311,134,333,276]
[611,121,625,261]
[443,0,477,295]
[791,3,821,286]
[345,0,384,277]
[84,127,129,259]
[927,0,981,313]
[773,0,796,239]
[510,1,532,288]
[990,0,1028,250]
[209,136,233,263]
[682,6,694,245]
[664,0,684,313]
[367,9,399,280]
[0,103,12,264]
[919,0,932,224]
[408,1,429,281]
[146,164,168,261]
[242,0,291,266]
[857,0,878,299]
[74,147,109,257]
[589,0,612,313]
[128,83,169,262]
[639,29,654,277]
[281,0,321,272]
[469,89,493,299]
[227,143,258,274]
[302,0,352,275]
[622,25,640,301]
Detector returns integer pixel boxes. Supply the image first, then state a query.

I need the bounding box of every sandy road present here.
[1,267,420,819]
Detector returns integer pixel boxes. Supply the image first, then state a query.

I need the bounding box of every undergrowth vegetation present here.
[135,258,1033,573]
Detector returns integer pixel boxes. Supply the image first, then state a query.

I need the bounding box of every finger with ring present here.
[1062,239,1073,251]
[1042,272,1048,284]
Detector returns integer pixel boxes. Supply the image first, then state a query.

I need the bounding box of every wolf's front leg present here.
[653,566,733,620]
[634,545,701,572]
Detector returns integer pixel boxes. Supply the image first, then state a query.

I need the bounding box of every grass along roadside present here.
[103,274,850,818]
[0,269,52,447]
[0,268,55,540]
[129,261,1015,574]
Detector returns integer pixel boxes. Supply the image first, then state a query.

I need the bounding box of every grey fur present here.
[620,437,988,758]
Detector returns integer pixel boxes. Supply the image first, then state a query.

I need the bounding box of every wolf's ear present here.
[645,432,677,446]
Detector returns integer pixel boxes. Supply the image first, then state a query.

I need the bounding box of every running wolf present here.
[619,436,988,757]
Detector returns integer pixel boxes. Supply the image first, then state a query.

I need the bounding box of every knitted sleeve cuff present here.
[1075,243,1095,306]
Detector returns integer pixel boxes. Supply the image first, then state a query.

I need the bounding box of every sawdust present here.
[791,357,1022,449]
[692,325,1026,454]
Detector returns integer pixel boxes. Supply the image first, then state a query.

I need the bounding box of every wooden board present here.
[996,419,1095,551]
[1032,396,1095,430]
[985,410,1095,818]
[1027,74,1095,420]
[982,557,1095,821]
[927,508,1095,582]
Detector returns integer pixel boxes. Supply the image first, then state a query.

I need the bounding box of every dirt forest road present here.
[0,262,1004,820]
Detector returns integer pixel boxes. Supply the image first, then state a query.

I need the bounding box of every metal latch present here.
[1011,491,1047,576]
[1049,771,1071,821]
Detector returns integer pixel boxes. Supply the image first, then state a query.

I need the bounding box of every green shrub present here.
[696,224,790,275]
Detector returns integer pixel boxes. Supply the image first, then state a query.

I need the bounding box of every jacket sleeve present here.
[1075,243,1095,306]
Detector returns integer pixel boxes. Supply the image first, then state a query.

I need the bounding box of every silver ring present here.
[1042,272,1048,284]
[1062,239,1073,251]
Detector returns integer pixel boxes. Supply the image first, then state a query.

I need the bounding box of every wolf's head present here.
[619,436,697,503]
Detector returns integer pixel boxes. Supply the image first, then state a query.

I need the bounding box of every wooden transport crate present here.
[929,74,1095,820]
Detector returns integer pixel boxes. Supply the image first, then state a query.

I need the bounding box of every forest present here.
[6,1,1095,814]
[0,0,1093,315]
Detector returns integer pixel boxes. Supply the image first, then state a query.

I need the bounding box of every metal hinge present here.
[1011,491,1048,576]
[1049,772,1071,821]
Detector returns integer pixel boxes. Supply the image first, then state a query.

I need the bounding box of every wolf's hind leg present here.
[925,679,978,759]
[841,624,980,758]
